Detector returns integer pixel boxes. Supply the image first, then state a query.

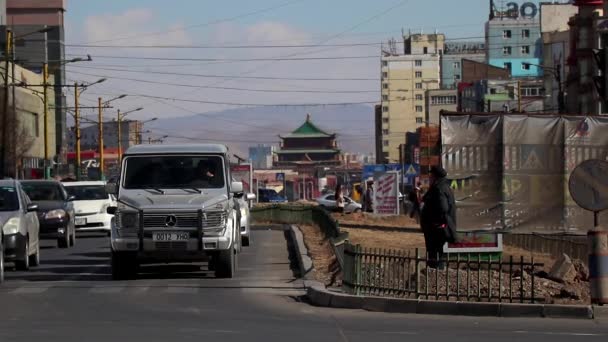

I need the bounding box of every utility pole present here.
[556,64,565,113]
[117,109,122,161]
[517,80,522,112]
[1,29,12,178]
[43,63,50,180]
[98,97,105,181]
[74,82,81,180]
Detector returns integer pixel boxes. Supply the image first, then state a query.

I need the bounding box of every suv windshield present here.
[22,183,66,202]
[65,185,108,201]
[0,186,19,211]
[123,155,225,189]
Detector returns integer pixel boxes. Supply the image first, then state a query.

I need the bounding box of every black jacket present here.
[421,178,457,243]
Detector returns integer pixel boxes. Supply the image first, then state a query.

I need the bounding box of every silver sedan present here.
[315,193,362,213]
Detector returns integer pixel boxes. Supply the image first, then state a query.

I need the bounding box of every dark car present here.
[258,188,287,203]
[20,180,76,249]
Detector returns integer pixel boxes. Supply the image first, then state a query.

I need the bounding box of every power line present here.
[65,54,381,62]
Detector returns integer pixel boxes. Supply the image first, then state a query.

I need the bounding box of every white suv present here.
[107,144,242,280]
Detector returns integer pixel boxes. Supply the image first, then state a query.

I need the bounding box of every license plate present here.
[153,232,189,241]
[75,218,87,226]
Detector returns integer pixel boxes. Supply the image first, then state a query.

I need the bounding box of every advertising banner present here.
[231,164,253,194]
[374,171,400,216]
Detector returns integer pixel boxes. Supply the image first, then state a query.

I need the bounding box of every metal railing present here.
[343,243,544,303]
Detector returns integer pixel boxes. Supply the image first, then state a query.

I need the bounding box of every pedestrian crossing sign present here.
[406,165,417,176]
[521,147,544,170]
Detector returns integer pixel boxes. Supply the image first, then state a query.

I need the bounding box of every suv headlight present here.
[2,217,20,235]
[45,209,66,220]
[116,203,139,229]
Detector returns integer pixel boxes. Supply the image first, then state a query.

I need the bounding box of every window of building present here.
[503,46,512,55]
[382,72,388,78]
[382,83,389,89]
[416,94,423,101]
[454,74,461,80]
[522,29,530,38]
[415,83,423,89]
[423,47,428,54]
[383,152,389,158]
[382,129,389,135]
[453,61,460,69]
[521,87,543,97]
[416,117,423,124]
[382,106,389,112]
[504,62,512,72]
[382,95,389,101]
[521,62,531,70]
[521,46,530,55]
[382,60,388,67]
[490,88,497,95]
[383,140,389,147]
[503,30,512,38]
[431,96,457,105]
[382,118,389,123]
[415,106,423,112]
[415,60,422,67]
[415,71,422,78]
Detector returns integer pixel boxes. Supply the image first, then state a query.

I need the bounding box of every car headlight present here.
[45,209,67,220]
[100,203,110,214]
[2,217,20,235]
[116,203,139,229]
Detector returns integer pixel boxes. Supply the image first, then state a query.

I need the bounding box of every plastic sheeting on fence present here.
[441,114,608,235]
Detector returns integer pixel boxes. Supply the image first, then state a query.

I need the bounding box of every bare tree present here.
[4,108,35,178]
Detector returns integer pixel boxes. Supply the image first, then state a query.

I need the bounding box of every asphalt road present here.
[0,227,606,342]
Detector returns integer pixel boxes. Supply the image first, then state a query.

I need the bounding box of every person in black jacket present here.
[420,166,457,269]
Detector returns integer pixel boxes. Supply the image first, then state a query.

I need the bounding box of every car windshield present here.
[65,185,108,201]
[21,183,65,202]
[123,155,225,189]
[0,186,19,211]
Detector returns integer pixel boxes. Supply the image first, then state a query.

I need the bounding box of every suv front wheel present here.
[111,251,137,280]
[214,247,237,278]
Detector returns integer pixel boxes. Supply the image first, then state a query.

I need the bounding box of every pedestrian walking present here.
[408,182,422,223]
[335,183,345,215]
[364,181,374,213]
[420,166,457,269]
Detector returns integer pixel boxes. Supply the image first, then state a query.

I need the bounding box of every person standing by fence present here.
[420,166,457,269]
[363,181,374,213]
[335,183,345,215]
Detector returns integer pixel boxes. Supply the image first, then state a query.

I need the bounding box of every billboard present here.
[374,171,400,216]
[231,164,253,194]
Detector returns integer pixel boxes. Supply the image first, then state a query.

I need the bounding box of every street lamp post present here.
[116,105,142,161]
[73,78,106,180]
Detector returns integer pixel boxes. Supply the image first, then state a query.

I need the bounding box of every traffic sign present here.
[406,164,418,176]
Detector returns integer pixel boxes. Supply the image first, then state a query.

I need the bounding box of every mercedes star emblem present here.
[165,215,178,227]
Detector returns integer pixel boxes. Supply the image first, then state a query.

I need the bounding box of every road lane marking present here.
[90,286,125,294]
[11,286,50,294]
[514,331,603,337]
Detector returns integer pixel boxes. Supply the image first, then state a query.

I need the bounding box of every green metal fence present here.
[251,204,340,238]
[343,243,544,303]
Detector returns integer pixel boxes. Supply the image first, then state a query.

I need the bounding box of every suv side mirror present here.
[231,181,243,194]
[67,195,76,202]
[26,203,38,212]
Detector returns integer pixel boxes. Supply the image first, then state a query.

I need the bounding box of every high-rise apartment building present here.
[378,33,443,163]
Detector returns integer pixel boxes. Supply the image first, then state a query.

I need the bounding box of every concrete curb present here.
[306,286,597,319]
[288,225,314,280]
[285,223,597,320]
[339,223,421,233]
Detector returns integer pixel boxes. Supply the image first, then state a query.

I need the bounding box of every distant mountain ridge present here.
[145,104,375,158]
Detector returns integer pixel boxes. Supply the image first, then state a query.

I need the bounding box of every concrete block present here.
[307,286,331,307]
[543,304,593,319]
[500,303,544,318]
[548,253,577,284]
[329,292,363,309]
[593,305,608,319]
[456,301,501,317]
[384,298,418,314]
[417,300,460,316]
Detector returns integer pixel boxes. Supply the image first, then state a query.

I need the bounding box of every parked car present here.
[234,191,256,247]
[20,180,76,249]
[0,180,41,277]
[63,181,115,235]
[258,188,287,203]
[315,193,362,213]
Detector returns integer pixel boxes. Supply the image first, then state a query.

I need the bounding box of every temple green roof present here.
[282,114,334,139]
